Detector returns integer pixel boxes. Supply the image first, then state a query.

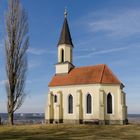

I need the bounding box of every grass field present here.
[0,124,140,140]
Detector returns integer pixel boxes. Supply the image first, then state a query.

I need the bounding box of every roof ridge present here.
[76,64,105,69]
[105,65,121,83]
[100,64,106,83]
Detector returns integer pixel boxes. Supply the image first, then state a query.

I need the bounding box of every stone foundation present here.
[99,119,128,125]
[54,119,63,124]
[46,119,128,125]
[63,119,83,124]
[45,119,54,124]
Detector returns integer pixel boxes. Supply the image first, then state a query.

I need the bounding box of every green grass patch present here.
[0,124,140,140]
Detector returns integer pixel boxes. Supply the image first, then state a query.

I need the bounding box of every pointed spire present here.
[58,9,73,47]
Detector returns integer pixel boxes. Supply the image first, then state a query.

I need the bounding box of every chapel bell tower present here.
[55,9,74,74]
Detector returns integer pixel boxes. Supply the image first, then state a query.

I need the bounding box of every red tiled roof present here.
[48,64,122,87]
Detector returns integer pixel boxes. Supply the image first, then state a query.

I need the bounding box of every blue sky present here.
[0,0,140,113]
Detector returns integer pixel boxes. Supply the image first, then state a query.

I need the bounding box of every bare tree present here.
[5,0,29,125]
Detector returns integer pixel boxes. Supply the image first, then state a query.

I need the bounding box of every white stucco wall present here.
[45,84,127,123]
[55,62,73,74]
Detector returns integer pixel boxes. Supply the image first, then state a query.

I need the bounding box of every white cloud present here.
[0,42,4,48]
[28,60,40,69]
[83,9,140,38]
[0,39,5,52]
[91,47,127,55]
[28,48,47,55]
[0,80,8,86]
[28,48,56,55]
[74,9,140,59]
[26,80,32,84]
[75,42,140,59]
[76,46,129,59]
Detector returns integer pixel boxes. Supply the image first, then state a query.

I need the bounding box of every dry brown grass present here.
[0,124,140,140]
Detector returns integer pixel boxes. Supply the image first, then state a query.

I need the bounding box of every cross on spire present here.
[64,8,67,18]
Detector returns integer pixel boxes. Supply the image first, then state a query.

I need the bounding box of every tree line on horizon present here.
[1,0,29,125]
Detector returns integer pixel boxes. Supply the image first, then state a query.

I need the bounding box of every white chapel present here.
[45,11,128,125]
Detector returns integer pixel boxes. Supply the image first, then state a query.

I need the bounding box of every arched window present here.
[54,95,57,103]
[61,49,64,63]
[68,95,73,114]
[107,93,112,114]
[87,94,92,114]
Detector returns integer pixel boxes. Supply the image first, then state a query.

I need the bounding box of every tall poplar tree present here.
[5,0,29,125]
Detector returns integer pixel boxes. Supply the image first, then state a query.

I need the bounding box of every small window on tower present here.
[60,49,64,63]
[54,95,57,103]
